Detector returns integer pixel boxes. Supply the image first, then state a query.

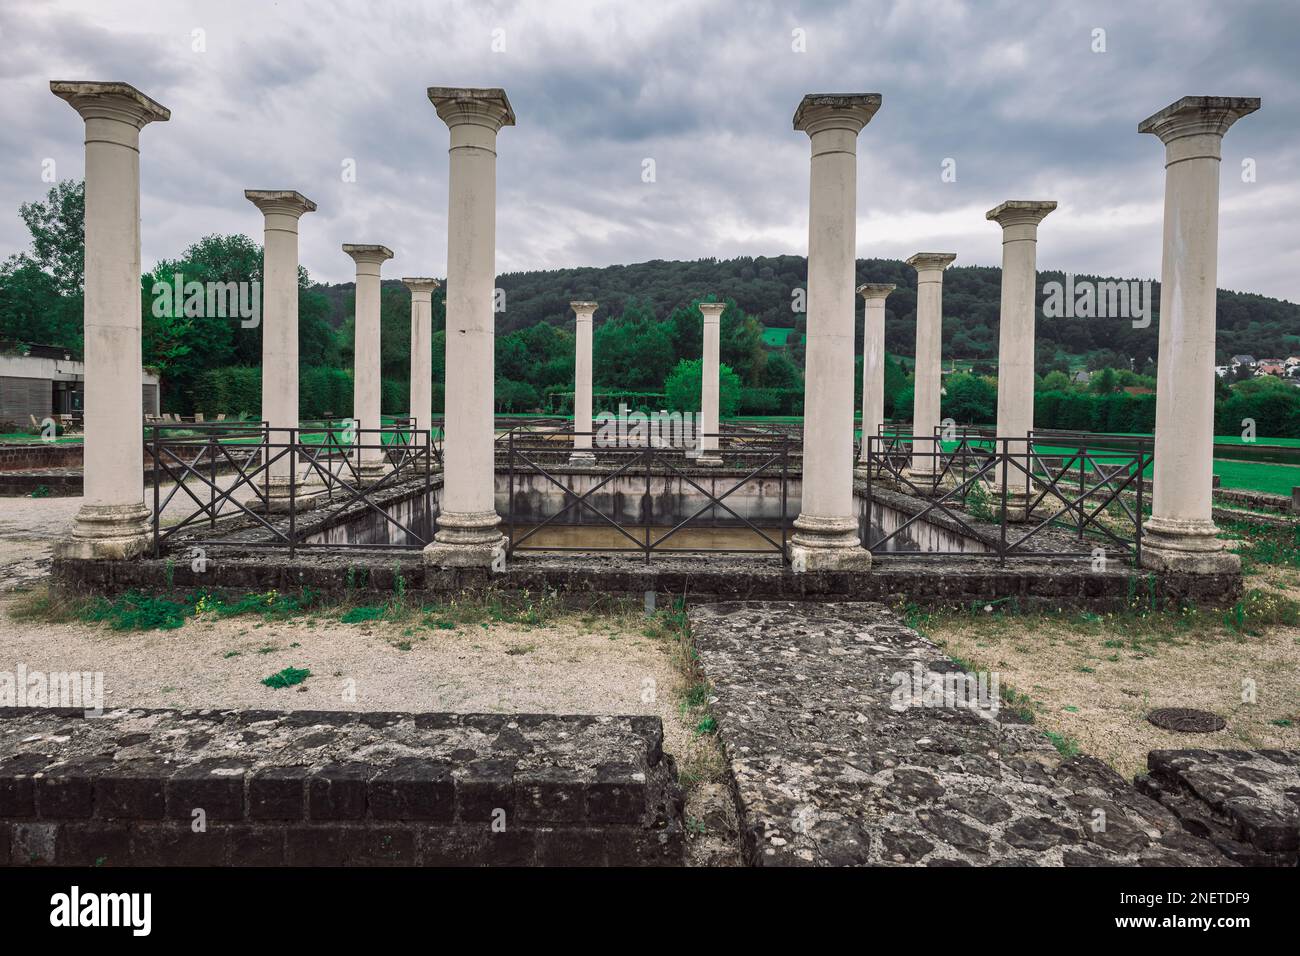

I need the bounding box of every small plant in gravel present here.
[83,591,190,631]
[261,666,311,689]
[340,604,386,624]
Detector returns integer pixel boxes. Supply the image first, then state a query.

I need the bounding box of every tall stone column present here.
[247,190,317,511]
[343,244,393,483]
[905,253,956,482]
[569,300,597,465]
[988,201,1055,509]
[1140,95,1258,573]
[403,277,440,441]
[855,283,895,475]
[424,87,515,568]
[789,93,880,571]
[697,302,726,465]
[50,81,168,561]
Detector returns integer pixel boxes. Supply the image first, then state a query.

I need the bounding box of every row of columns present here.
[789,92,1256,573]
[50,79,1256,578]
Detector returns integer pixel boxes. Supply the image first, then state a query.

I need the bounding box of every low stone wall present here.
[0,443,83,471]
[1214,487,1296,514]
[53,550,1243,610]
[689,601,1293,866]
[0,708,684,867]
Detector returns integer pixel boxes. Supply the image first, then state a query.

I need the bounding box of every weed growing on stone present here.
[1043,729,1080,758]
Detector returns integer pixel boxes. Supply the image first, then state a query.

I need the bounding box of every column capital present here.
[51,80,170,127]
[343,244,395,268]
[570,300,598,317]
[856,282,896,300]
[1138,96,1260,144]
[403,277,440,295]
[986,200,1056,229]
[699,302,726,322]
[793,93,881,135]
[428,87,516,131]
[905,253,956,273]
[245,189,317,218]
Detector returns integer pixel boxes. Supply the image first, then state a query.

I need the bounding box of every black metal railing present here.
[148,421,437,556]
[504,425,794,564]
[860,431,1151,563]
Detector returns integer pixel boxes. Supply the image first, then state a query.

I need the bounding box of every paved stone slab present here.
[1138,749,1299,866]
[690,601,1233,866]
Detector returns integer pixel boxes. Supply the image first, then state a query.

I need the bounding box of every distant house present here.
[0,342,159,425]
[1071,370,1092,385]
[1230,354,1256,368]
[1215,365,1230,378]
[1256,362,1286,377]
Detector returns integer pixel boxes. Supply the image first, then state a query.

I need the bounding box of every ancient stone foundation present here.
[0,708,684,867]
[689,601,1294,866]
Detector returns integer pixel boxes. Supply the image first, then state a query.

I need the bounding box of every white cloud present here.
[0,0,1293,301]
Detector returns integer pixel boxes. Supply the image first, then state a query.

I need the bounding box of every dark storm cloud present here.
[0,0,1294,299]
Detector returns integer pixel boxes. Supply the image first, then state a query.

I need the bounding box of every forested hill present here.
[317,255,1300,369]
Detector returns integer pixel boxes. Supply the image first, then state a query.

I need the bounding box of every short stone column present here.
[403,277,440,453]
[1140,95,1259,573]
[855,283,895,476]
[51,81,169,561]
[343,244,393,484]
[424,87,515,568]
[569,300,597,465]
[905,253,956,483]
[987,201,1055,513]
[789,93,880,572]
[697,302,726,466]
[247,190,318,511]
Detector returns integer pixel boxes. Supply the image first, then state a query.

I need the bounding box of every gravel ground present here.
[926,608,1299,780]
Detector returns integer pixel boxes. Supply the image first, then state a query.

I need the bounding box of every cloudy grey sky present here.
[2,0,1296,299]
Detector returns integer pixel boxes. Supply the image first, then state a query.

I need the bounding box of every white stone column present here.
[855,283,895,474]
[988,201,1055,509]
[789,93,880,571]
[569,300,597,465]
[1140,95,1258,574]
[424,87,514,568]
[697,302,726,465]
[905,253,955,482]
[343,244,393,483]
[247,190,317,511]
[403,277,440,442]
[51,81,168,561]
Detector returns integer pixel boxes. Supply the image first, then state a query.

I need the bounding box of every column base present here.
[423,510,506,568]
[244,477,325,514]
[787,514,872,572]
[55,502,152,561]
[567,451,597,467]
[355,459,391,488]
[1140,516,1241,574]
